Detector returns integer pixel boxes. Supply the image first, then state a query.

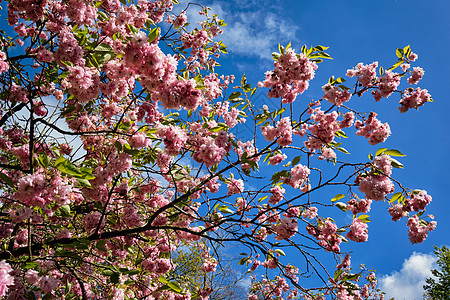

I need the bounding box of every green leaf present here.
[42,293,53,300]
[94,43,113,53]
[229,91,242,100]
[110,272,120,284]
[403,45,411,58]
[24,262,38,269]
[123,144,140,156]
[238,256,248,265]
[102,269,114,276]
[0,173,15,189]
[96,240,107,252]
[391,158,404,169]
[271,170,289,183]
[278,44,285,55]
[335,202,348,212]
[57,161,84,177]
[335,77,346,83]
[218,205,234,214]
[291,155,301,166]
[331,194,345,202]
[167,281,183,293]
[314,45,329,51]
[383,149,406,157]
[335,130,348,138]
[148,27,160,43]
[388,60,403,71]
[396,48,403,58]
[275,249,286,256]
[76,178,92,188]
[241,73,247,86]
[38,153,50,168]
[308,51,333,59]
[375,148,387,156]
[59,205,71,217]
[357,214,371,222]
[258,196,268,202]
[336,147,350,154]
[390,192,403,203]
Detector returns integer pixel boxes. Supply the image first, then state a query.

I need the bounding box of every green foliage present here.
[423,245,450,300]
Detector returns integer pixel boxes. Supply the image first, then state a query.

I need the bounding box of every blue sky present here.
[192,0,450,297]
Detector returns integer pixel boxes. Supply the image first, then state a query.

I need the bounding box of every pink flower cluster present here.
[248,276,292,299]
[201,258,217,273]
[261,117,293,146]
[172,12,187,28]
[407,67,424,85]
[269,185,285,205]
[346,219,368,242]
[272,217,298,240]
[156,125,187,156]
[189,124,231,167]
[322,83,352,106]
[301,206,318,219]
[398,87,431,113]
[227,178,244,196]
[305,109,341,150]
[407,215,436,244]
[258,49,318,103]
[83,211,105,233]
[373,154,393,176]
[269,153,287,166]
[66,65,100,103]
[346,62,378,87]
[0,261,14,297]
[355,112,391,145]
[388,190,433,221]
[371,71,401,101]
[346,198,372,215]
[357,175,394,201]
[283,164,310,190]
[307,219,342,252]
[0,51,8,74]
[14,172,48,207]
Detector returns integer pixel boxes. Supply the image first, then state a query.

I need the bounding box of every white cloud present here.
[184,1,300,60]
[379,252,436,300]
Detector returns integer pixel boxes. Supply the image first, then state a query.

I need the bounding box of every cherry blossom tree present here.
[0,0,436,299]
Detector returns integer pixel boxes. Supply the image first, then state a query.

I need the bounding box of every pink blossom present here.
[269,185,285,205]
[173,12,187,28]
[355,112,391,145]
[269,153,287,165]
[407,67,424,85]
[227,178,244,196]
[0,261,14,297]
[407,190,432,212]
[346,219,368,242]
[302,207,318,219]
[346,62,378,88]
[322,83,352,106]
[407,215,436,244]
[272,217,298,240]
[0,51,9,74]
[346,198,372,215]
[398,87,431,113]
[388,204,407,221]
[201,258,217,273]
[357,175,394,201]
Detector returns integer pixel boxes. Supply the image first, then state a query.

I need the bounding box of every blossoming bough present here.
[0,0,435,299]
